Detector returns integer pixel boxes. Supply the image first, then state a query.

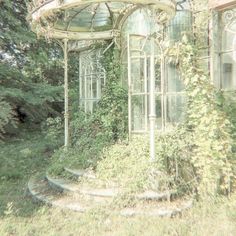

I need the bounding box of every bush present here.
[96,128,195,195]
[0,99,17,139]
[41,116,63,148]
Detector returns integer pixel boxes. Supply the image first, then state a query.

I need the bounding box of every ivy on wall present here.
[48,44,128,174]
[167,37,234,197]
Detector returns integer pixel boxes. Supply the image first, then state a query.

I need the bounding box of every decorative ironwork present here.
[27,0,176,40]
[222,8,236,34]
[176,0,189,11]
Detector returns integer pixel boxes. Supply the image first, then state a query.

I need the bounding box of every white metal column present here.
[149,36,156,161]
[128,34,132,138]
[63,39,69,148]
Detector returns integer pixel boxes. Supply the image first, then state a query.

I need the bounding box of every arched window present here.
[121,4,192,134]
[79,48,106,113]
[165,3,192,129]
[210,1,236,90]
[220,8,236,90]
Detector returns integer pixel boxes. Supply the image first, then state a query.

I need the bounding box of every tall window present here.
[165,9,192,129]
[79,49,106,113]
[215,8,236,90]
[122,7,192,133]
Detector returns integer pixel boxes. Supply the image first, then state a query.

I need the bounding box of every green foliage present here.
[155,127,196,194]
[219,91,236,143]
[41,117,64,148]
[96,128,195,195]
[2,130,236,236]
[0,99,16,139]
[49,45,128,175]
[97,136,150,192]
[97,44,128,140]
[0,131,52,182]
[168,37,234,197]
[0,0,64,135]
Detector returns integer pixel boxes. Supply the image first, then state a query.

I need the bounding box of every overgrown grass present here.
[0,130,52,217]
[1,131,236,236]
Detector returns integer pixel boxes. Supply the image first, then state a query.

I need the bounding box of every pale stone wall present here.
[209,0,236,9]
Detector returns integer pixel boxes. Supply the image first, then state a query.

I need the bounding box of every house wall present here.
[209,0,236,9]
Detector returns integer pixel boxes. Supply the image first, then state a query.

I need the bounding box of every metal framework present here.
[27,0,177,159]
[124,5,191,160]
[126,8,190,134]
[28,0,176,40]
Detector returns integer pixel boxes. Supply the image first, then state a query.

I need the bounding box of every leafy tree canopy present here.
[0,0,65,136]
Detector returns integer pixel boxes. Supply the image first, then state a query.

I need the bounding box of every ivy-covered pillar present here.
[127,34,132,139]
[63,39,69,148]
[210,10,221,87]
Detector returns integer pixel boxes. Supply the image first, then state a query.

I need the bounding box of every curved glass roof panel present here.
[28,0,176,40]
[54,3,114,32]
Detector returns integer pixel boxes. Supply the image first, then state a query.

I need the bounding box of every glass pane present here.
[221,52,236,90]
[87,101,93,114]
[155,95,163,130]
[93,101,98,111]
[54,2,132,32]
[87,76,92,99]
[122,9,152,40]
[80,73,85,98]
[131,95,146,131]
[166,94,186,127]
[131,57,146,93]
[155,60,161,92]
[222,28,236,52]
[80,101,85,111]
[79,48,105,113]
[167,64,184,92]
[92,78,97,98]
[167,10,192,42]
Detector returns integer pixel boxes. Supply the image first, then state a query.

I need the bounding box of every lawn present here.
[1,131,236,236]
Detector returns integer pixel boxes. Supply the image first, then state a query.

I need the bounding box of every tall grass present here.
[0,131,236,236]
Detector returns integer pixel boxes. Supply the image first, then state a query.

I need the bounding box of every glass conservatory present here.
[27,0,236,160]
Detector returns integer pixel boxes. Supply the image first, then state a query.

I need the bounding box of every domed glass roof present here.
[54,3,126,32]
[28,0,176,40]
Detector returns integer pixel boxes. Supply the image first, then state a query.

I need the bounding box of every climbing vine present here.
[48,44,128,174]
[97,43,128,140]
[167,37,234,197]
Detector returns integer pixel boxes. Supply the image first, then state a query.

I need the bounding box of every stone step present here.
[120,199,193,217]
[64,167,96,179]
[28,174,193,217]
[46,173,174,201]
[46,173,119,197]
[28,175,108,212]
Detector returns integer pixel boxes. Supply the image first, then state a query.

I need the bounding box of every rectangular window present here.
[222,62,233,89]
[217,9,236,90]
[79,49,106,113]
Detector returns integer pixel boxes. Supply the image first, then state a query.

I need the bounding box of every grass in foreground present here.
[0,131,236,236]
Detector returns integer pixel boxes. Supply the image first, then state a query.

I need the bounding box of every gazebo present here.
[25,0,236,216]
[27,0,177,161]
[27,0,200,216]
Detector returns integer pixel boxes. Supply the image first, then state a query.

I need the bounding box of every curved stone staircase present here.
[28,168,193,217]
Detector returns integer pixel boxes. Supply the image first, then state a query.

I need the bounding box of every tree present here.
[0,0,65,136]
